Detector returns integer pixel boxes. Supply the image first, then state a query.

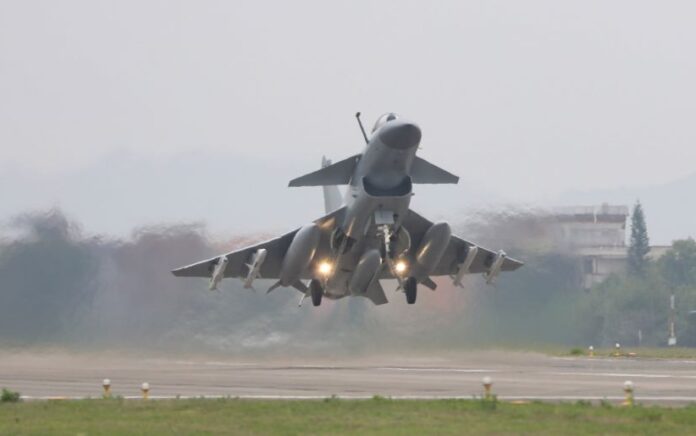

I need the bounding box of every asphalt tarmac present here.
[2,351,696,405]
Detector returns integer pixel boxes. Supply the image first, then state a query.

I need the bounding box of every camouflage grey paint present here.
[341,118,422,241]
[172,113,523,305]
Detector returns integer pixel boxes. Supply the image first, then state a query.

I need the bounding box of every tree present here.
[659,238,696,287]
[628,200,650,276]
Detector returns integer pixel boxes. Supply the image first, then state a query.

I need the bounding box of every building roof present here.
[554,204,629,224]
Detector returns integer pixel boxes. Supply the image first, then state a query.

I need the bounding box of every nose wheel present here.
[310,279,324,307]
[404,277,417,304]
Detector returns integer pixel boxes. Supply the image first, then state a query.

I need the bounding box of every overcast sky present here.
[1,1,695,240]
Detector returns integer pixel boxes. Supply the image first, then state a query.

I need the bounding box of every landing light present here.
[318,261,333,276]
[394,260,408,274]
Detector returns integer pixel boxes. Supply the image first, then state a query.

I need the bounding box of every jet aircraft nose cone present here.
[379,121,422,150]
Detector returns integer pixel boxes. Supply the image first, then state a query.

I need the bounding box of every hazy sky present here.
[1,1,695,239]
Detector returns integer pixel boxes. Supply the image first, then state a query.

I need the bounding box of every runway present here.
[2,351,696,405]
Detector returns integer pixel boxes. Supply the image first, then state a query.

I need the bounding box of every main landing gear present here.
[377,223,418,305]
[310,279,324,307]
[404,277,417,304]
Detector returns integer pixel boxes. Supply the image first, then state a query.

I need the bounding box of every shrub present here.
[1,388,21,403]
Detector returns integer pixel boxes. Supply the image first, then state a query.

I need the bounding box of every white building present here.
[554,203,669,289]
[554,204,629,288]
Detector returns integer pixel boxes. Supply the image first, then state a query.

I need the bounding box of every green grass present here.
[3,398,696,435]
[559,347,696,359]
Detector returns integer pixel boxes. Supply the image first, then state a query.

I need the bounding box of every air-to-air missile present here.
[485,250,507,285]
[243,248,267,290]
[452,245,479,288]
[209,255,228,291]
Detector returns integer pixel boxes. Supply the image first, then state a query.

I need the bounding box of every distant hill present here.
[0,151,496,238]
[3,150,689,244]
[0,152,319,237]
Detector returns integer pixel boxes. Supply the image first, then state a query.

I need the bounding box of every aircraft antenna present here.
[355,112,369,144]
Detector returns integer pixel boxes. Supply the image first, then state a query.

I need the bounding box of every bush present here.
[1,388,21,403]
[570,348,583,356]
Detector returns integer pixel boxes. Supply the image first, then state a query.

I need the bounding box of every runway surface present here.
[2,351,696,405]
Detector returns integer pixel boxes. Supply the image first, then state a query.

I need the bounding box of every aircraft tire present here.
[310,279,323,307]
[405,277,417,304]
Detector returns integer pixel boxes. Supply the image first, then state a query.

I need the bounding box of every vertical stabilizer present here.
[321,156,343,213]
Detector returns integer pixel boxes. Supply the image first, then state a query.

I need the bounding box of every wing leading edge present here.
[171,207,346,281]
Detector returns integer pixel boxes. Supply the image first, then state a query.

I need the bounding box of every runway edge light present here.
[482,376,493,400]
[102,379,111,398]
[623,380,634,407]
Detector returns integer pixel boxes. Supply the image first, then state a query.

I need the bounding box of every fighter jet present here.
[172,112,523,306]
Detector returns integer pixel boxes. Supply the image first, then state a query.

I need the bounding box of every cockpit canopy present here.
[371,112,400,133]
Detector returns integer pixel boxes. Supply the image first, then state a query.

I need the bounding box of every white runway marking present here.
[376,367,497,373]
[171,360,256,368]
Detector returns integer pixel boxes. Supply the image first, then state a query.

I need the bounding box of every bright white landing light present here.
[394,260,408,274]
[318,261,333,276]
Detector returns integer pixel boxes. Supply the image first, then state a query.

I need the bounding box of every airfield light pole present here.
[668,294,677,346]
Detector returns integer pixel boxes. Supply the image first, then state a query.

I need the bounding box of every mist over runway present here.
[3,351,696,405]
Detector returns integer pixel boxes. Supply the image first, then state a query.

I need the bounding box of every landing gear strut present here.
[310,279,323,307]
[378,224,405,287]
[404,277,417,304]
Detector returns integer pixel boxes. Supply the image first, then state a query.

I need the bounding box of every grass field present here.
[2,397,696,435]
[561,346,696,359]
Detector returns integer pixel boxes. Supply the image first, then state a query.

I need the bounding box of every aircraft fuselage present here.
[325,118,423,299]
[342,118,421,240]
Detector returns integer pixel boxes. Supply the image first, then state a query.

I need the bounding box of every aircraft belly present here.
[342,194,411,239]
[325,270,351,298]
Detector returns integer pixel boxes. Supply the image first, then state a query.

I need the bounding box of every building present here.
[554,204,630,289]
[553,203,671,289]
